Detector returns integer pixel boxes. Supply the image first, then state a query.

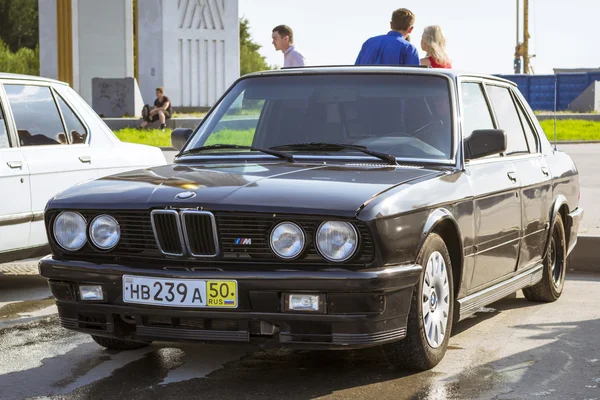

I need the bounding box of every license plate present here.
[122,275,237,308]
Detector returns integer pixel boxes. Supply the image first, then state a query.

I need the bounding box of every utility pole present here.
[523,0,530,74]
[514,0,521,73]
[514,0,532,74]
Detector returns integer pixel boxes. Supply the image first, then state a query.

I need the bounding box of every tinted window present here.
[514,95,539,153]
[186,74,453,161]
[461,82,494,138]
[56,94,88,144]
[487,85,529,155]
[5,85,66,147]
[0,100,9,149]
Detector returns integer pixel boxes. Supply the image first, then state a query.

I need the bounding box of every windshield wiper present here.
[270,142,398,165]
[178,144,294,162]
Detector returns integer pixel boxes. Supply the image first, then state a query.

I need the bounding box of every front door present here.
[3,83,96,248]
[460,81,522,291]
[0,94,31,253]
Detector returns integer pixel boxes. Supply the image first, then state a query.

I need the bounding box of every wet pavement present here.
[1,270,599,400]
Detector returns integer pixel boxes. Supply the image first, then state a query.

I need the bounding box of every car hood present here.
[49,162,443,217]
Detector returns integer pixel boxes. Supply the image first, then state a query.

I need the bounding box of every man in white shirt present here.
[272,25,307,68]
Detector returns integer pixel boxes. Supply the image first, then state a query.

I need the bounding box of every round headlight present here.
[270,222,305,259]
[316,221,358,262]
[54,211,87,251]
[89,215,121,250]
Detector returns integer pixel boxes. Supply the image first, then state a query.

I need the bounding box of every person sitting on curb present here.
[140,87,172,130]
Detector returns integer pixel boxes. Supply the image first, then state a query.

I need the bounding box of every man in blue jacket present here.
[355,8,420,66]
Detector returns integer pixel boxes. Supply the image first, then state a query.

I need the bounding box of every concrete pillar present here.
[39,0,58,80]
[76,0,135,104]
[39,0,238,109]
[138,0,165,105]
[138,0,240,108]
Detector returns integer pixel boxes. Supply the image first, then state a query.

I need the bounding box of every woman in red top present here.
[419,25,452,68]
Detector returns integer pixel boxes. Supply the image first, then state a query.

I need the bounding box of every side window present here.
[486,85,530,155]
[0,98,9,149]
[514,94,539,153]
[460,82,495,138]
[56,94,88,144]
[5,85,67,147]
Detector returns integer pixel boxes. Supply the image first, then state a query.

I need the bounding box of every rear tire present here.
[91,335,150,351]
[523,214,566,302]
[383,233,454,371]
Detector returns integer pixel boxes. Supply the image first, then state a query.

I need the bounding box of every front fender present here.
[544,195,569,258]
[417,208,466,299]
[417,208,462,252]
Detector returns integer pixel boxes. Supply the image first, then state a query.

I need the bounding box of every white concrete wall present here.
[77,0,134,104]
[39,0,58,80]
[138,0,240,108]
[138,0,164,105]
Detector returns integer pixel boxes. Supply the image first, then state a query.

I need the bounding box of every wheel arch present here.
[418,209,464,300]
[546,195,569,259]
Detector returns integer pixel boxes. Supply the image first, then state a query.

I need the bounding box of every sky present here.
[238,0,600,75]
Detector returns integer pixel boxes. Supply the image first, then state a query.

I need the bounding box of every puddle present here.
[0,297,56,321]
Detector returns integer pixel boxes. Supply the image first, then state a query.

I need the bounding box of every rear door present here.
[485,84,552,270]
[0,85,32,253]
[3,83,96,248]
[461,80,522,292]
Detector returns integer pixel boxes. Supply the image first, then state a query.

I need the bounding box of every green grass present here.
[115,120,600,147]
[204,129,255,146]
[115,128,172,147]
[539,119,600,141]
[114,128,255,148]
[534,110,598,114]
[172,111,207,118]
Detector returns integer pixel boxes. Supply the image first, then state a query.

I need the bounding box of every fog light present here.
[79,285,104,301]
[285,294,324,313]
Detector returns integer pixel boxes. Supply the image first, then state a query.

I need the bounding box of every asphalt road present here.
[1,273,599,400]
[163,143,599,234]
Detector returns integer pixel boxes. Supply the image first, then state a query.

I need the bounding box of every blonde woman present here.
[420,25,452,68]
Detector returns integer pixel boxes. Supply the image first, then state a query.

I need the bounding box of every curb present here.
[567,235,600,273]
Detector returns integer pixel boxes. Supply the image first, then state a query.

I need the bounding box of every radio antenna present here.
[553,75,557,151]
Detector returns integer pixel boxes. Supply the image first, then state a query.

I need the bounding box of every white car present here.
[0,73,167,264]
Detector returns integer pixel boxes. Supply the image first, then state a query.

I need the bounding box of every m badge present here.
[235,238,252,245]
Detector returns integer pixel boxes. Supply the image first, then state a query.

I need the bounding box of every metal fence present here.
[496,72,600,111]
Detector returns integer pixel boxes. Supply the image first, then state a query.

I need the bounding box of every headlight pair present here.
[53,211,120,251]
[270,221,358,262]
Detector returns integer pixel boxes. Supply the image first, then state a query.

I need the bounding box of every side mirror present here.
[171,128,194,151]
[464,129,506,160]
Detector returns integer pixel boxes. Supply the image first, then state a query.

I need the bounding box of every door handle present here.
[541,167,550,176]
[507,171,517,182]
[7,161,23,169]
[78,155,92,163]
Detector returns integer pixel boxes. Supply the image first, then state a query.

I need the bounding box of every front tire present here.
[523,214,566,302]
[383,233,454,371]
[91,335,150,351]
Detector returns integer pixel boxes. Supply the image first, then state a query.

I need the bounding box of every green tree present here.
[0,0,39,52]
[0,39,39,75]
[240,17,274,75]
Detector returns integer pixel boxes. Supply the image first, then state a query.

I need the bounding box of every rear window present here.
[186,74,454,161]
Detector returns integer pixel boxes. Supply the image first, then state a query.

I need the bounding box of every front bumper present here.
[39,257,421,350]
[567,207,584,254]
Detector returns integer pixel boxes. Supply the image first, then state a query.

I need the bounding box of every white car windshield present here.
[184,73,454,161]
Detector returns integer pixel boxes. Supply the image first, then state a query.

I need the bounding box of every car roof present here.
[243,65,516,86]
[0,72,67,86]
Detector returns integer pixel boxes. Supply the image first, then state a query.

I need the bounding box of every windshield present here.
[184,73,454,161]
